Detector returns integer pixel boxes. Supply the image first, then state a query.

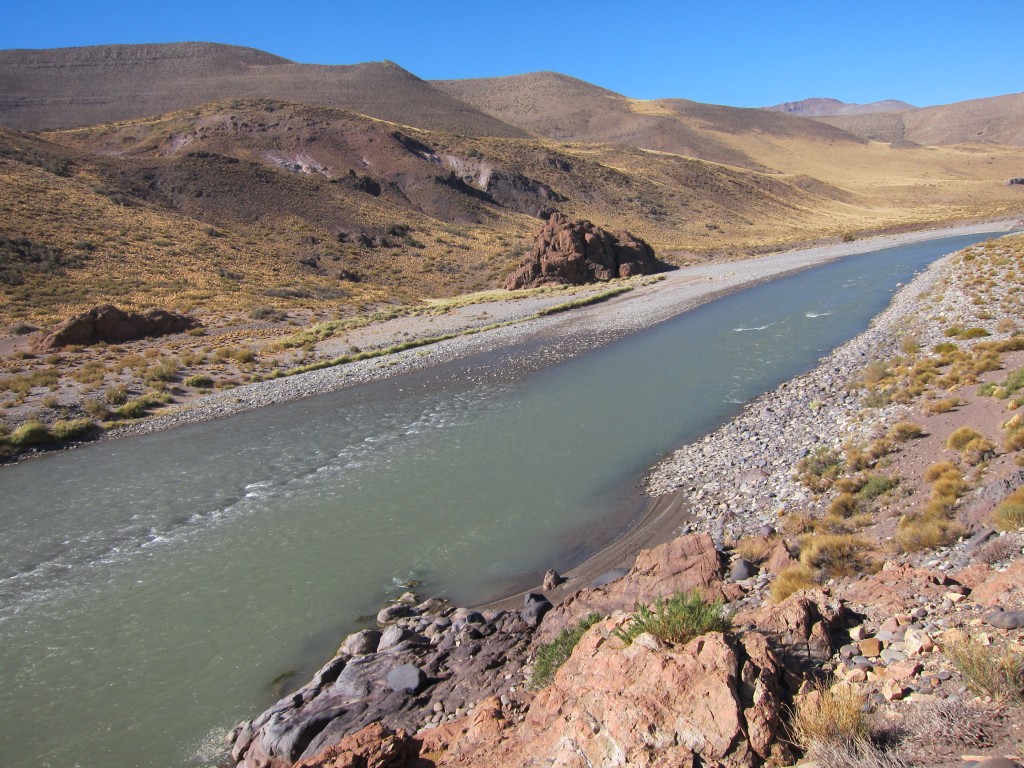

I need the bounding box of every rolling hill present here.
[0,43,529,137]
[816,92,1024,146]
[763,97,916,117]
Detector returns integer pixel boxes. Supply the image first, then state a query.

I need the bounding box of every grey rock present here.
[521,593,552,627]
[880,649,907,664]
[377,604,412,624]
[986,610,1024,630]
[965,527,998,553]
[542,569,563,591]
[729,558,758,581]
[386,663,427,694]
[377,624,414,652]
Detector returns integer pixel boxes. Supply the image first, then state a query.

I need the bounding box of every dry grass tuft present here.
[944,636,1024,705]
[734,535,773,564]
[903,697,993,748]
[770,563,817,603]
[791,683,868,749]
[888,421,924,442]
[804,738,911,768]
[993,488,1024,531]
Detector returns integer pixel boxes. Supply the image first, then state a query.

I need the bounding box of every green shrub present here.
[50,418,95,441]
[530,613,601,690]
[104,384,128,405]
[858,474,900,501]
[8,420,53,447]
[613,590,731,646]
[184,374,214,388]
[249,306,287,321]
[797,447,843,493]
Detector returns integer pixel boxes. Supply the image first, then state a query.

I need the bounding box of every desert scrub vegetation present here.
[943,635,1024,705]
[613,590,731,646]
[0,416,96,457]
[887,421,923,443]
[770,563,817,603]
[993,487,1024,531]
[790,683,867,749]
[896,461,966,551]
[796,446,843,493]
[529,612,601,690]
[945,425,995,465]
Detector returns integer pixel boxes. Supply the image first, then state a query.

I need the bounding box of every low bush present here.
[944,636,1023,705]
[924,397,959,414]
[797,447,842,493]
[946,426,984,452]
[530,613,601,690]
[790,683,867,749]
[613,590,731,646]
[858,474,900,501]
[994,488,1024,531]
[799,533,874,579]
[184,374,214,388]
[104,384,128,405]
[770,563,817,603]
[8,419,52,447]
[887,421,923,442]
[50,418,95,441]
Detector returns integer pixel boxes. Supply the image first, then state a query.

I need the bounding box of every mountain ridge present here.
[763,96,917,117]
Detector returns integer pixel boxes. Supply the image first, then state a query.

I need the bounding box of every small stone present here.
[986,610,1024,630]
[858,637,883,657]
[542,569,563,591]
[887,659,923,682]
[880,648,908,665]
[845,667,868,683]
[730,558,758,581]
[945,591,967,603]
[905,627,935,656]
[848,625,868,642]
[338,629,382,656]
[879,616,902,633]
[377,624,414,652]
[881,678,906,701]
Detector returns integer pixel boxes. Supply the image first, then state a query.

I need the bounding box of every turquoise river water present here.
[0,232,1002,767]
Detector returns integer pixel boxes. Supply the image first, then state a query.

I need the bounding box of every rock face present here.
[437,621,788,767]
[535,533,727,644]
[35,304,200,350]
[505,213,666,290]
[228,597,536,768]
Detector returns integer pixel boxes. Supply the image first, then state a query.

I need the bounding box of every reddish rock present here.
[535,533,725,644]
[505,212,666,290]
[293,723,418,768]
[763,539,796,575]
[840,564,948,614]
[35,304,200,350]
[440,620,784,767]
[952,562,992,590]
[970,560,1024,608]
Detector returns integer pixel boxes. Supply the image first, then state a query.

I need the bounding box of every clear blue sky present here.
[2,0,1021,108]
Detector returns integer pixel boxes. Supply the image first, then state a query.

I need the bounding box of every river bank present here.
[103,220,1018,442]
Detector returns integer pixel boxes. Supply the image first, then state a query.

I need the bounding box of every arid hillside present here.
[763,96,917,117]
[818,91,1024,146]
[0,43,528,137]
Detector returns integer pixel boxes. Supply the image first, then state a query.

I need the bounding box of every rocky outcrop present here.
[35,304,200,350]
[228,596,536,768]
[536,532,728,643]
[505,213,666,290]
[433,621,790,768]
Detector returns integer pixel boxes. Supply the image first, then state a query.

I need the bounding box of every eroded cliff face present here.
[506,213,667,290]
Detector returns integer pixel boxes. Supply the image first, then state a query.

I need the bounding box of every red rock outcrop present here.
[34,304,200,350]
[292,723,419,768]
[536,533,727,644]
[437,621,788,767]
[505,213,666,290]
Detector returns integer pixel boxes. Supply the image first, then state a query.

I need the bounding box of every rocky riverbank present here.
[226,231,1024,767]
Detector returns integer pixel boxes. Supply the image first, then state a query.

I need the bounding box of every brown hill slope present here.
[2,97,920,325]
[0,43,529,137]
[432,72,863,168]
[817,92,1024,146]
[763,97,916,117]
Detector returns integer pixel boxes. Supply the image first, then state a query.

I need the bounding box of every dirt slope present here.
[0,43,529,137]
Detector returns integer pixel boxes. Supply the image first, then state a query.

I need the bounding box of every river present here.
[0,232,1000,767]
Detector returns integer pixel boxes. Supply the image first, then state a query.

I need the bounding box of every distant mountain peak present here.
[763,97,917,117]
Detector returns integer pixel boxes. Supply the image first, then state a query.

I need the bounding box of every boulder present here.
[385,663,426,694]
[34,304,200,350]
[986,610,1024,630]
[337,630,380,657]
[730,558,758,581]
[293,722,418,768]
[520,593,552,627]
[439,620,786,767]
[970,560,1024,608]
[541,569,562,591]
[505,212,668,290]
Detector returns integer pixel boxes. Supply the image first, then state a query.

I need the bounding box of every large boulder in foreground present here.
[431,623,787,768]
[506,212,667,290]
[35,304,200,350]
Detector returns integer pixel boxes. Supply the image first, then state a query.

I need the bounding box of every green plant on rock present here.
[613,590,731,646]
[530,613,601,690]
